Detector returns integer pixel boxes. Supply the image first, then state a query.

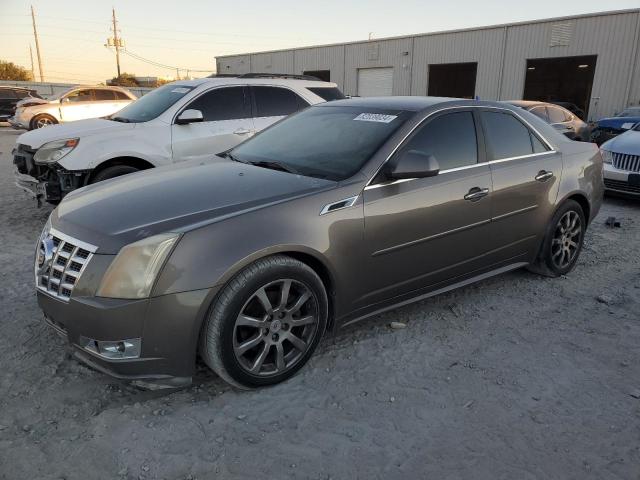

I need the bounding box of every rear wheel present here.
[529,200,586,277]
[201,255,328,388]
[30,114,57,130]
[90,165,140,183]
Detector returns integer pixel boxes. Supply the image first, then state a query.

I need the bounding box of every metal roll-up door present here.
[357,68,393,97]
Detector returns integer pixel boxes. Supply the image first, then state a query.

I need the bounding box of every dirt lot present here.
[0,126,639,480]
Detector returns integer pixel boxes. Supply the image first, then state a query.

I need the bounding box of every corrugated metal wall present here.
[216,10,640,117]
[500,11,640,118]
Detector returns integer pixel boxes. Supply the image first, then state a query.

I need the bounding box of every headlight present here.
[34,138,79,164]
[599,148,613,164]
[96,233,180,299]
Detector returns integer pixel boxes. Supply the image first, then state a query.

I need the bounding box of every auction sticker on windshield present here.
[354,113,398,123]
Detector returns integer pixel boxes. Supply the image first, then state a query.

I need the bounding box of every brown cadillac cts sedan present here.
[35,97,603,388]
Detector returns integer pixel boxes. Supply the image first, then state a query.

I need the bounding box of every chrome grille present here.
[612,152,640,173]
[35,227,97,302]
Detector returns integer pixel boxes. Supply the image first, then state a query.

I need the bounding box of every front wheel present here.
[529,200,586,277]
[30,114,58,130]
[90,165,140,183]
[201,255,328,388]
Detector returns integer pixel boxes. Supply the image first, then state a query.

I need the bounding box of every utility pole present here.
[30,5,44,82]
[29,44,35,81]
[111,8,121,77]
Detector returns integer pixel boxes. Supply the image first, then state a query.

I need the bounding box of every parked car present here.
[590,107,640,145]
[550,101,585,120]
[507,101,590,141]
[600,122,640,196]
[14,75,345,204]
[0,86,42,122]
[8,85,136,130]
[34,97,603,388]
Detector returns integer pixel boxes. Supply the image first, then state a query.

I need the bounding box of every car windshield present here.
[109,83,195,123]
[619,108,640,117]
[230,106,411,181]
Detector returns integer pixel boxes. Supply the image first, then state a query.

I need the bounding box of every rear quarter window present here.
[307,87,346,102]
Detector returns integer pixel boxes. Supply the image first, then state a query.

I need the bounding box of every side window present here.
[114,91,131,100]
[531,134,548,153]
[185,86,248,121]
[252,86,308,117]
[65,89,93,103]
[93,89,116,101]
[398,111,478,171]
[530,107,549,122]
[547,106,568,124]
[482,111,539,160]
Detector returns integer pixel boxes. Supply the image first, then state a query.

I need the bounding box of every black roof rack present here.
[237,73,323,81]
[207,73,241,78]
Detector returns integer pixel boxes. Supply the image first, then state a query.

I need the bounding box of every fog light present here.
[80,336,141,359]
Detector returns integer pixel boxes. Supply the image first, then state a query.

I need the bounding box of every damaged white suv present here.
[13,74,344,204]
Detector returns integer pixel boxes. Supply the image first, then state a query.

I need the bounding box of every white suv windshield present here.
[110,84,195,123]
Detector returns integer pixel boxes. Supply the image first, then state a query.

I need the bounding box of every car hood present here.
[17,118,135,149]
[596,116,640,130]
[51,159,336,253]
[602,129,640,155]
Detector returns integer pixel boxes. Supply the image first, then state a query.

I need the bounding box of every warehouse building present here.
[216,9,640,120]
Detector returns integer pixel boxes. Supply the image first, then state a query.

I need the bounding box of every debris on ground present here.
[389,321,407,329]
[605,216,621,228]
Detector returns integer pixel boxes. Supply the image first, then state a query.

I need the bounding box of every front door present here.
[479,109,563,260]
[359,110,493,308]
[59,88,95,122]
[171,86,254,162]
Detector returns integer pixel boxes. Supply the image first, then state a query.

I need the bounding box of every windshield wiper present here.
[221,151,247,163]
[110,116,131,123]
[248,160,299,175]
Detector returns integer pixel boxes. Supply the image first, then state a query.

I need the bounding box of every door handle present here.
[464,187,489,202]
[535,170,554,182]
[234,128,251,135]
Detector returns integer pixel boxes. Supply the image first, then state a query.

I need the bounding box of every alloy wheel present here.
[35,117,54,128]
[232,279,319,377]
[550,210,582,269]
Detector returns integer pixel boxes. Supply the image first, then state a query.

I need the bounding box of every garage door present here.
[357,68,393,97]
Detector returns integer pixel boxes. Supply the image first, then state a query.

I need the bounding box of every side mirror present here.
[176,109,204,125]
[388,150,440,180]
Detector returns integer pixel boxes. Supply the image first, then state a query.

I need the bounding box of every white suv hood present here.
[17,118,136,149]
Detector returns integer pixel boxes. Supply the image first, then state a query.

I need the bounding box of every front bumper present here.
[37,287,216,386]
[603,163,640,196]
[8,115,27,129]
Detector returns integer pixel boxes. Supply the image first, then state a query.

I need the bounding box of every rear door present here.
[480,109,562,260]
[59,88,95,122]
[171,85,253,161]
[250,86,309,132]
[91,89,124,118]
[360,109,493,307]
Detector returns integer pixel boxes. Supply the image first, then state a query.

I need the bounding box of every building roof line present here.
[215,8,640,59]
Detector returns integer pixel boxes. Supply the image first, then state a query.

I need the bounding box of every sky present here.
[1,0,639,84]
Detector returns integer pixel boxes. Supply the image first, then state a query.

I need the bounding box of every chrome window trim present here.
[364,104,557,190]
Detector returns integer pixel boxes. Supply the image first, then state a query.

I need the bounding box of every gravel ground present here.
[1,126,639,480]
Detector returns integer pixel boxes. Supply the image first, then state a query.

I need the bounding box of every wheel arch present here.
[88,156,155,183]
[558,191,591,224]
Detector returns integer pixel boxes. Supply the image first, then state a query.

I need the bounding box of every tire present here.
[30,114,57,130]
[528,199,586,277]
[90,165,140,183]
[201,255,328,389]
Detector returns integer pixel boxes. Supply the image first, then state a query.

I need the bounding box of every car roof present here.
[173,77,339,89]
[315,96,462,111]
